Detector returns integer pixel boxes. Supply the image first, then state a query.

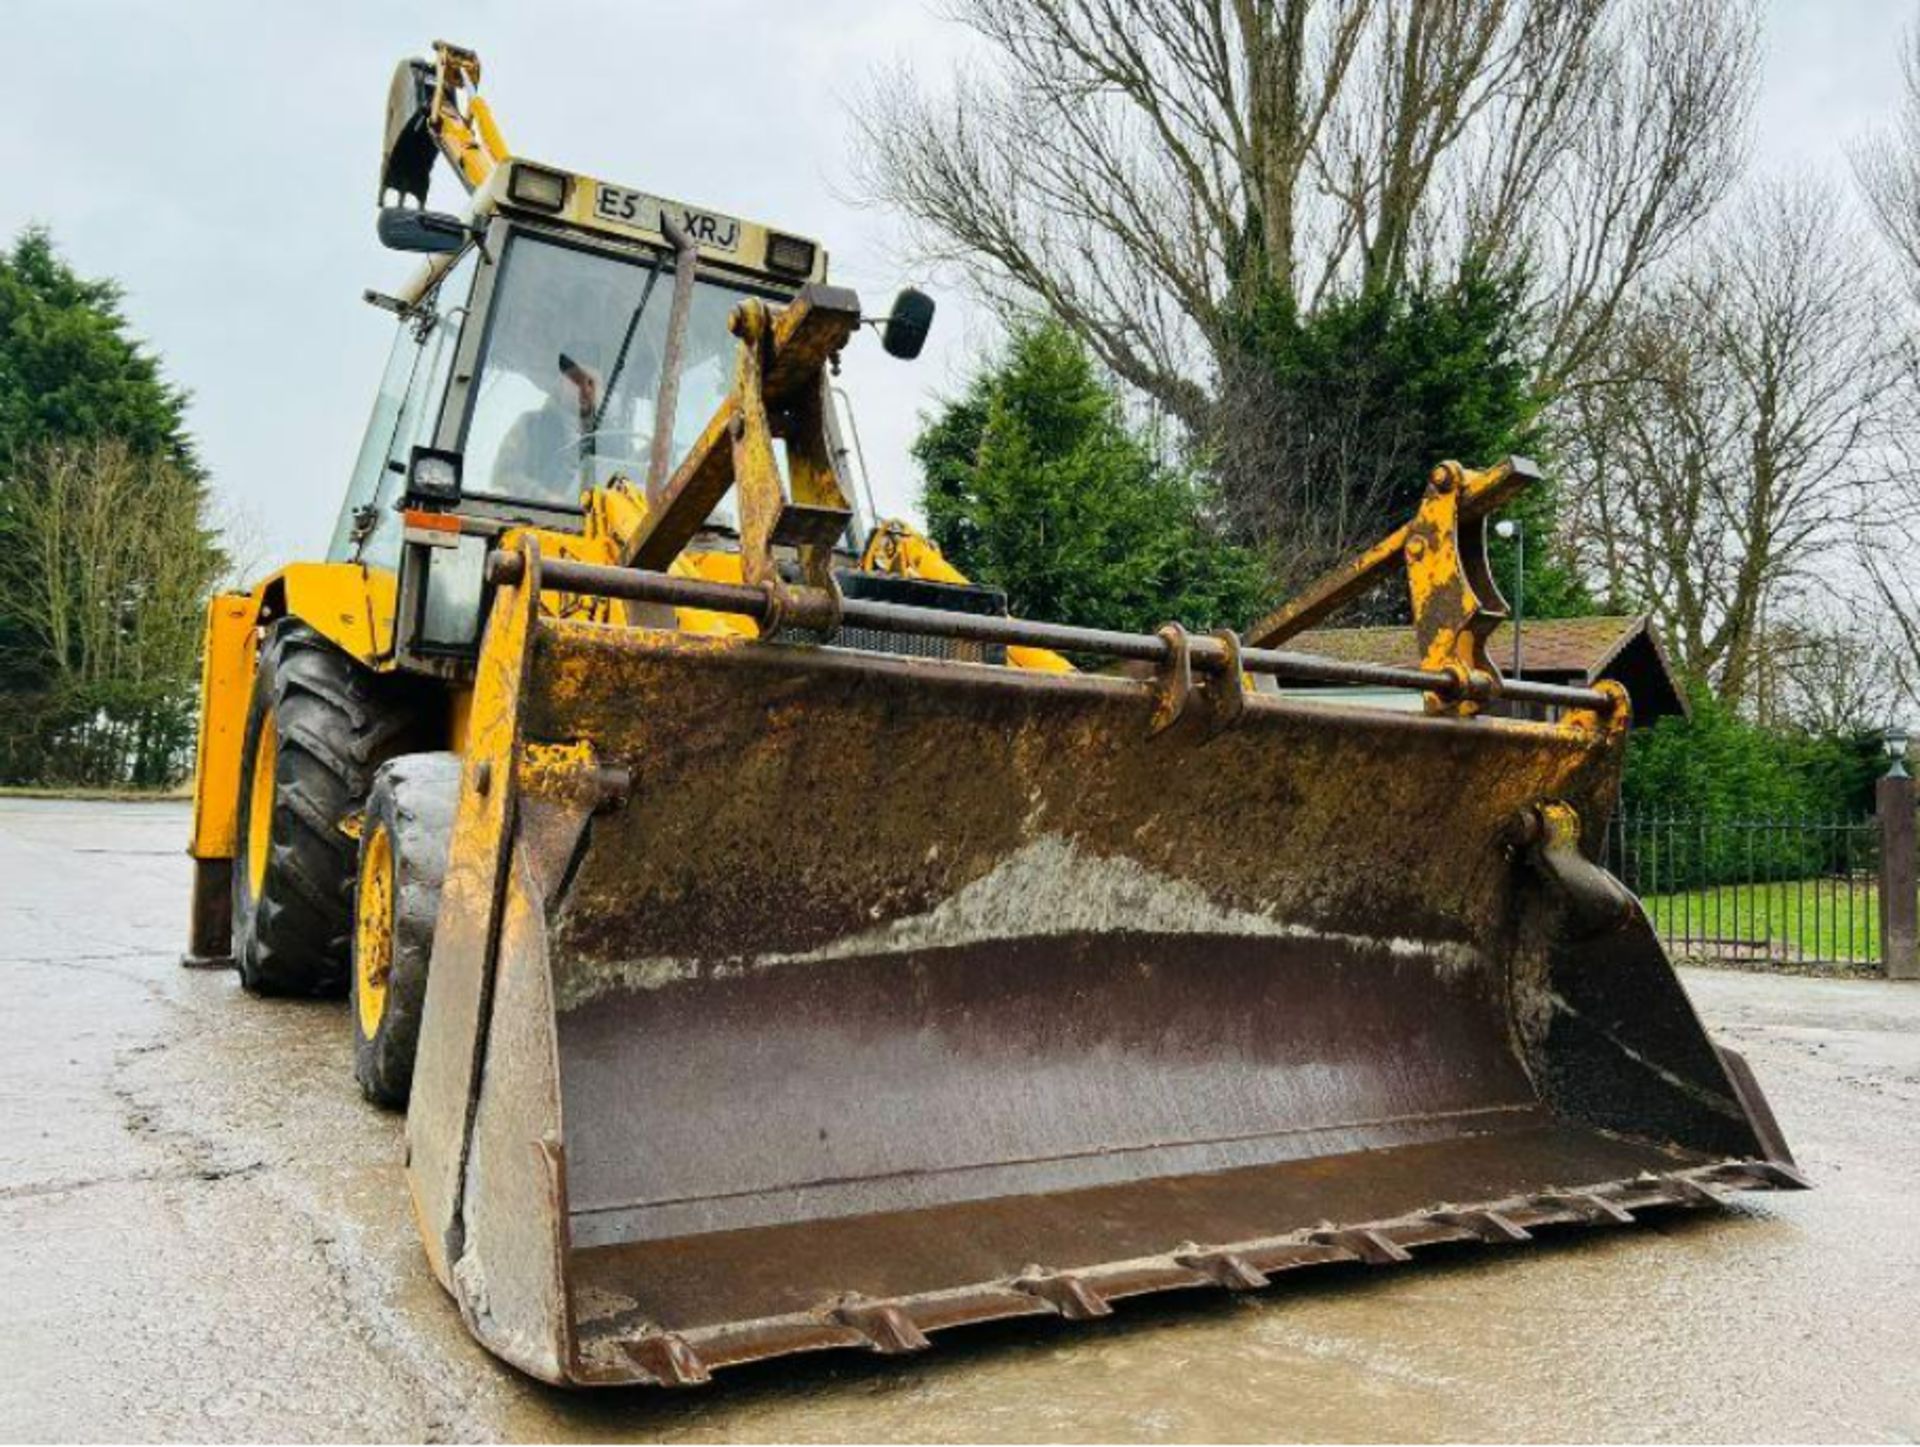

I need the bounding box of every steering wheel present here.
[539,428,654,478]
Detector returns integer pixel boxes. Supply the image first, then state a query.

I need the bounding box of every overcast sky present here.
[0,1,1911,566]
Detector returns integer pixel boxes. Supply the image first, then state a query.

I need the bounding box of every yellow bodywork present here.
[184,594,258,861]
[187,561,396,861]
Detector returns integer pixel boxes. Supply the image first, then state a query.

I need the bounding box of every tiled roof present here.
[1283,615,1650,680]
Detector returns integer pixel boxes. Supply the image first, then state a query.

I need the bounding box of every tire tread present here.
[352,752,461,1106]
[232,622,433,996]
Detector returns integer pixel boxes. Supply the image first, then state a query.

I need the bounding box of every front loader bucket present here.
[405,555,1802,1388]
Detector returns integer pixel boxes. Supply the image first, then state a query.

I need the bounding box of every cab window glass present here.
[327,249,476,569]
[458,233,769,520]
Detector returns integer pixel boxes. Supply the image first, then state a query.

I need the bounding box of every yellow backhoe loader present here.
[183,41,1804,1388]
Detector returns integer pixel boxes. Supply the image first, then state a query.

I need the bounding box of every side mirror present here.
[881,287,936,360]
[377,207,470,255]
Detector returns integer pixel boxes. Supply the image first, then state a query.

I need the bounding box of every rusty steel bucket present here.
[404,545,1802,1388]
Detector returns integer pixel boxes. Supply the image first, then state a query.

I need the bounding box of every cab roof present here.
[481,159,827,283]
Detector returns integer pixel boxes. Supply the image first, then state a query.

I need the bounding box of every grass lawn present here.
[1640,879,1880,963]
[0,785,191,801]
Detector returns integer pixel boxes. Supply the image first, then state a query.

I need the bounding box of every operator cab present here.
[329,160,845,672]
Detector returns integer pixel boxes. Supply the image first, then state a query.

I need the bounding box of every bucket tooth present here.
[1015,1272,1114,1320]
[1660,1173,1731,1208]
[1430,1207,1532,1244]
[1539,1191,1636,1225]
[831,1301,932,1355]
[1310,1227,1415,1265]
[1176,1250,1272,1291]
[622,1332,712,1387]
[1716,1160,1812,1191]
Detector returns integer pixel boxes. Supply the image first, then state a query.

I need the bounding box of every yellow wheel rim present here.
[356,823,396,1040]
[245,713,278,898]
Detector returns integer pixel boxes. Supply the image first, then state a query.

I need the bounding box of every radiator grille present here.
[787,571,1009,664]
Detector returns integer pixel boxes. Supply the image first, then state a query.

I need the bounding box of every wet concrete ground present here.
[2,797,1916,1443]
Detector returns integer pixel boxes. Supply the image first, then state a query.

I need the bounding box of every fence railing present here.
[1602,810,1882,969]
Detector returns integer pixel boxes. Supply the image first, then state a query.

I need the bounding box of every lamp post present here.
[1879,722,1917,980]
[1494,518,1524,677]
[1884,724,1910,779]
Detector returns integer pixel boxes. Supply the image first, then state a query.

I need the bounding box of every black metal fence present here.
[1603,810,1882,968]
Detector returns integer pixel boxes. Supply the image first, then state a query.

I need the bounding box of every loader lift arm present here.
[620,285,862,595]
[1245,456,1535,715]
[609,281,1079,670]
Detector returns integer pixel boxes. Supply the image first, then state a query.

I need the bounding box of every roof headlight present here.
[507,163,571,213]
[766,232,817,277]
[407,445,463,503]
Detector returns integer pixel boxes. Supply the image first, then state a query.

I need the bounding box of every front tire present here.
[231,622,431,996]
[351,753,461,1107]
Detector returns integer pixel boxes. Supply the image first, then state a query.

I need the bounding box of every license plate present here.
[592,184,741,254]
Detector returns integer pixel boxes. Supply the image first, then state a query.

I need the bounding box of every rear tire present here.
[231,621,432,996]
[351,753,461,1107]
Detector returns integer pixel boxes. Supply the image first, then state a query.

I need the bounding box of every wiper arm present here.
[592,261,664,436]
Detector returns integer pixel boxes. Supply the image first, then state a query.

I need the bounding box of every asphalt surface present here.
[3,797,1917,1443]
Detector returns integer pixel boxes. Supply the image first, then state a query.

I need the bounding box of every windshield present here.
[458,232,770,517]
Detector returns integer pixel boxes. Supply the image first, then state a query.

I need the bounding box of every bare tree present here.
[1849,20,1920,713]
[1559,181,1898,708]
[853,0,1756,425]
[1752,617,1904,736]
[1854,381,1920,717]
[0,438,224,784]
[210,496,271,592]
[1860,468,1920,715]
[1855,23,1920,304]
